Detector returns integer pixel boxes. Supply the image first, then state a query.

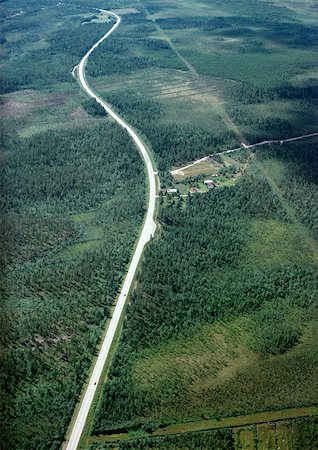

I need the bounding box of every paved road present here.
[65,10,157,450]
[171,132,318,175]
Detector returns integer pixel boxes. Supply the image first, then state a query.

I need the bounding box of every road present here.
[171,131,318,175]
[65,10,157,450]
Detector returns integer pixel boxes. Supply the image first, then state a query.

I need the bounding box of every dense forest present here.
[2,0,318,448]
[105,90,237,169]
[1,123,145,450]
[92,140,318,435]
[256,141,318,240]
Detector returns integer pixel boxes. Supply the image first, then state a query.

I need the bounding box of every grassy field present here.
[169,150,249,195]
[0,83,107,137]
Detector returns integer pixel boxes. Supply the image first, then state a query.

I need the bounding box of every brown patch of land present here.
[1,90,73,117]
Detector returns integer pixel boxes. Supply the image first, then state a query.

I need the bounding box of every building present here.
[204,180,215,188]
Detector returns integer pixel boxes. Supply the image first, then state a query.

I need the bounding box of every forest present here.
[1,0,318,448]
[105,90,237,169]
[1,122,146,450]
[92,139,318,436]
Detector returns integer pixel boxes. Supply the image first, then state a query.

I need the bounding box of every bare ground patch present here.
[1,90,75,117]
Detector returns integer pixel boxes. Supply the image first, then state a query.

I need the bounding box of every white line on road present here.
[65,10,157,450]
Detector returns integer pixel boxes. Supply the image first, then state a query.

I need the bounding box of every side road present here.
[65,10,157,450]
[171,131,318,175]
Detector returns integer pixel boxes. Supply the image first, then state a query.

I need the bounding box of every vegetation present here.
[1,123,145,450]
[2,0,318,448]
[87,415,318,449]
[83,98,107,117]
[88,428,234,449]
[105,90,237,169]
[92,141,318,436]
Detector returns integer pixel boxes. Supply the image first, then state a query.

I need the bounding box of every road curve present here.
[65,10,157,450]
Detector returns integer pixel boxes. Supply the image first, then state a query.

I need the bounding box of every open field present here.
[0,83,107,137]
[168,151,249,195]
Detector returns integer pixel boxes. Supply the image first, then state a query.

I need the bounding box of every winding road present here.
[65,10,157,450]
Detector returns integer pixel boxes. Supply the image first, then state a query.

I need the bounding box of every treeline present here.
[83,98,107,116]
[228,83,318,105]
[1,122,145,449]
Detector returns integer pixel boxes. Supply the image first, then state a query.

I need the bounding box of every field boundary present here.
[88,406,318,443]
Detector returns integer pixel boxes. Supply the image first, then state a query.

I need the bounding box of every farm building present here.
[204,180,215,188]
